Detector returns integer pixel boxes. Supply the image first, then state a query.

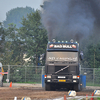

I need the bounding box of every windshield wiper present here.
[55,65,69,74]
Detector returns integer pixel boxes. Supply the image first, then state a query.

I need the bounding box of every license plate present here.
[58,80,66,82]
[58,76,66,78]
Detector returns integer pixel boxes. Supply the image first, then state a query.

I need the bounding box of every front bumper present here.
[45,75,79,83]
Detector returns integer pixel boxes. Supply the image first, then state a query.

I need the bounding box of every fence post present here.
[41,66,44,75]
[80,65,81,75]
[7,65,10,82]
[25,66,26,83]
[93,68,95,85]
[41,66,45,87]
[41,66,44,84]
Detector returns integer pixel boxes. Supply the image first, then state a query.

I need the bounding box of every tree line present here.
[0,10,48,66]
[0,6,100,68]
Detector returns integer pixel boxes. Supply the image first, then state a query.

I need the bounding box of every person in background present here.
[0,61,4,87]
[0,61,2,72]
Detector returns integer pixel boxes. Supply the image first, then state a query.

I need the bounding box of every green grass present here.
[17,82,41,84]
[97,97,100,100]
[86,82,100,86]
[3,81,41,84]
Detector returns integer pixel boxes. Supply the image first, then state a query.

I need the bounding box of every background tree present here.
[4,23,25,65]
[83,42,100,68]
[2,6,100,69]
[19,10,48,66]
[3,6,35,28]
[0,22,7,63]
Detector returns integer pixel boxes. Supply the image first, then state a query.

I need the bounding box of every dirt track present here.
[0,83,100,100]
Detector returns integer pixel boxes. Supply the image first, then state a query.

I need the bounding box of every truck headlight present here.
[73,75,80,79]
[47,75,51,78]
[47,80,51,82]
[73,80,77,82]
[73,76,77,79]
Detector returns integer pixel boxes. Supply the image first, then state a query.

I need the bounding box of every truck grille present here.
[55,66,77,75]
[47,66,77,74]
[55,66,69,74]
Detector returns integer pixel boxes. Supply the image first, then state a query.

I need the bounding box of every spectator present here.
[0,62,2,72]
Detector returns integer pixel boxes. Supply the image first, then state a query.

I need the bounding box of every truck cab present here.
[45,40,83,91]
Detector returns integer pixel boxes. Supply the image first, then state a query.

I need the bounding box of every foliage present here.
[3,23,25,65]
[1,5,100,69]
[0,22,7,62]
[82,41,100,68]
[97,97,100,100]
[19,10,48,66]
[6,66,42,83]
[0,9,48,67]
[3,6,35,28]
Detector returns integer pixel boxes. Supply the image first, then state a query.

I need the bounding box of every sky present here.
[0,0,43,22]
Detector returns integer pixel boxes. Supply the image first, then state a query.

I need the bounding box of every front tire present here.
[74,83,81,92]
[45,83,51,91]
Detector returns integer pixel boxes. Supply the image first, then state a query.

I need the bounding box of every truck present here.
[44,39,84,91]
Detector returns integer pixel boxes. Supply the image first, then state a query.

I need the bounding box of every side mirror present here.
[80,51,83,60]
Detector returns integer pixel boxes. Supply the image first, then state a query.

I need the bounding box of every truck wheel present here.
[51,84,56,91]
[45,83,51,91]
[74,83,80,92]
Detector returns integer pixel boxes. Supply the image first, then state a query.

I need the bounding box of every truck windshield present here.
[46,52,78,62]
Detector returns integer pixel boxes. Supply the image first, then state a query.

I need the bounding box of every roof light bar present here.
[65,41,68,43]
[58,41,60,43]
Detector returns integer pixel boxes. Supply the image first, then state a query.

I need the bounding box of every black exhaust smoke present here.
[41,0,100,42]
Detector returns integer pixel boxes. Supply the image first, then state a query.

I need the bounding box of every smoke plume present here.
[41,0,100,42]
